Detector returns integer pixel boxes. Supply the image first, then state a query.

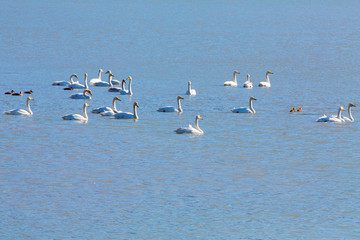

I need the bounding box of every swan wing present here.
[52,81,69,86]
[92,106,112,113]
[114,112,134,119]
[232,107,251,113]
[68,83,85,89]
[5,108,31,115]
[157,106,178,112]
[62,113,86,121]
[224,81,237,87]
[258,82,270,87]
[93,81,110,87]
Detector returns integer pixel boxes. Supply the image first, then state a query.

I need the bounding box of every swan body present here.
[92,97,121,114]
[62,103,89,122]
[186,81,196,96]
[243,74,253,88]
[105,70,121,85]
[258,71,273,87]
[175,115,203,135]
[5,97,34,115]
[224,71,240,87]
[107,73,122,92]
[232,96,257,114]
[342,103,356,122]
[52,74,78,86]
[5,90,14,95]
[68,73,88,89]
[12,91,23,96]
[70,89,92,100]
[114,102,139,119]
[317,106,345,123]
[119,76,133,95]
[89,69,103,85]
[157,96,184,113]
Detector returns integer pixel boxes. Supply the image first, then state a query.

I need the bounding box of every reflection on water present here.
[1,1,360,239]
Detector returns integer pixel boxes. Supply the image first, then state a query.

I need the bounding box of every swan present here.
[342,103,356,122]
[119,76,133,95]
[92,97,121,114]
[62,103,89,122]
[70,89,92,100]
[24,90,33,94]
[52,74,78,86]
[317,106,345,123]
[232,96,257,114]
[258,71,273,87]
[105,70,121,85]
[68,73,88,89]
[114,102,139,119]
[175,115,203,135]
[12,91,23,96]
[121,79,126,91]
[243,74,253,88]
[186,81,196,96]
[224,71,240,87]
[89,69,103,85]
[5,90,14,95]
[4,97,34,115]
[107,73,122,92]
[157,96,184,113]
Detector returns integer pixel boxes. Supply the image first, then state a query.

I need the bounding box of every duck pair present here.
[5,90,33,95]
[290,107,303,112]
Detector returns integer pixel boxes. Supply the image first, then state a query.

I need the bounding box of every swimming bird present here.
[52,74,78,86]
[5,90,14,95]
[119,76,133,95]
[297,107,303,112]
[107,73,122,92]
[243,74,253,88]
[89,69,103,85]
[186,81,196,96]
[317,106,345,123]
[68,73,88,89]
[224,71,240,87]
[105,70,121,85]
[114,102,139,119]
[175,115,203,135]
[92,97,121,114]
[24,90,33,94]
[63,87,74,91]
[258,71,273,87]
[12,91,23,96]
[232,96,257,114]
[342,103,356,122]
[70,89,92,100]
[62,103,89,122]
[4,97,34,115]
[157,96,184,113]
[290,107,297,112]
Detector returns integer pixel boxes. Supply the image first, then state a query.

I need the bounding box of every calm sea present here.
[1,1,359,239]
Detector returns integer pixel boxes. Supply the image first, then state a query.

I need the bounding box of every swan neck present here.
[348,106,353,121]
[98,70,102,79]
[195,117,202,132]
[85,76,88,89]
[247,75,250,83]
[266,73,270,83]
[112,99,118,112]
[128,78,132,95]
[83,105,88,120]
[337,108,342,118]
[70,75,75,84]
[133,104,138,119]
[188,82,191,92]
[249,99,255,113]
[121,81,126,90]
[27,99,32,115]
[233,72,237,83]
[177,98,183,112]
[108,75,113,87]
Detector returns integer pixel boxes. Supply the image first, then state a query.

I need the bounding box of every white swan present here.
[157,96,184,113]
[62,103,89,122]
[52,74,78,86]
[4,97,34,115]
[107,73,122,92]
[68,73,88,89]
[224,71,240,87]
[114,102,139,119]
[258,71,273,87]
[70,89,92,100]
[175,115,203,135]
[89,69,103,85]
[93,71,111,87]
[121,79,126,91]
[186,81,196,96]
[119,76,133,95]
[105,70,121,85]
[317,106,345,123]
[232,96,257,114]
[92,97,121,114]
[343,103,356,122]
[243,74,253,88]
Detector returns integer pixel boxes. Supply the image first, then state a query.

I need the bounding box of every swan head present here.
[134,102,139,108]
[100,69,103,73]
[84,89,92,95]
[85,73,88,78]
[349,103,356,108]
[266,71,273,75]
[250,96,256,101]
[27,97,34,101]
[114,97,121,102]
[84,103,90,108]
[188,81,191,85]
[127,76,132,81]
[110,73,114,77]
[234,71,240,74]
[122,79,126,83]
[105,70,111,74]
[71,74,78,79]
[340,106,345,111]
[196,115,202,120]
[177,96,184,100]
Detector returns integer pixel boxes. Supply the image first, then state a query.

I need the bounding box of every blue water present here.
[1,1,360,239]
